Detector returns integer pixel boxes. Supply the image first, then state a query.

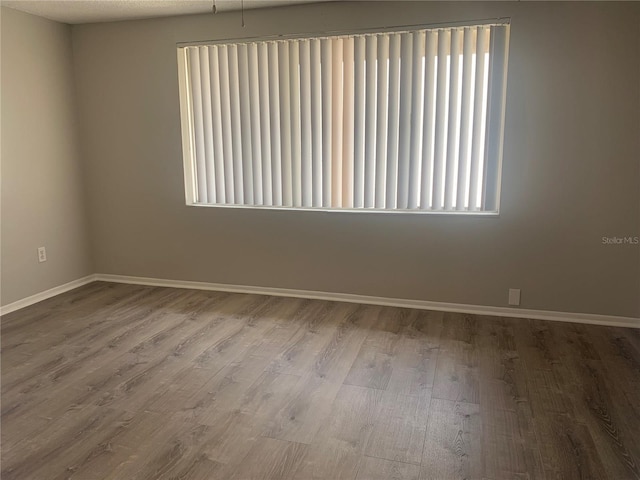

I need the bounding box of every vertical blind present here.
[178,23,509,212]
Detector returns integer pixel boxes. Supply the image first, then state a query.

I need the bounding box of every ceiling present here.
[0,0,336,24]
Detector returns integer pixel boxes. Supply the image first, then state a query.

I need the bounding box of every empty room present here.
[1,0,639,478]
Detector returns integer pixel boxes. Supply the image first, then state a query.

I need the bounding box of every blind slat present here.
[431,30,450,210]
[290,41,302,207]
[469,26,489,211]
[299,40,312,207]
[385,33,401,210]
[278,42,293,207]
[229,46,244,203]
[257,42,272,205]
[237,45,253,204]
[188,48,208,204]
[199,48,217,204]
[300,40,313,207]
[209,46,226,203]
[374,34,390,208]
[320,38,332,208]
[482,25,509,212]
[353,36,366,208]
[444,29,462,210]
[363,35,377,208]
[247,43,263,205]
[268,42,282,206]
[198,48,216,204]
[420,31,438,209]
[342,37,355,209]
[396,32,414,209]
[310,39,323,207]
[456,27,475,211]
[331,38,344,208]
[407,31,425,209]
[218,45,235,203]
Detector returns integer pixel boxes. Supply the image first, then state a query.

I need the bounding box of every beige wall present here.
[1,7,92,306]
[71,1,639,318]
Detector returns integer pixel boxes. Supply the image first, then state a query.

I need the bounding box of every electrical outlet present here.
[508,288,521,306]
[38,246,47,263]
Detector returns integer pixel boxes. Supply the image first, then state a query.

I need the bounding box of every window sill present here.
[185,202,500,216]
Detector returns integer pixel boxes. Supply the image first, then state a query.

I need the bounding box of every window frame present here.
[177,18,510,216]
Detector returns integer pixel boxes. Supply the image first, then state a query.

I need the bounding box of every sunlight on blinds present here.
[178,23,510,212]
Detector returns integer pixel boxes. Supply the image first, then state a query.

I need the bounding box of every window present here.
[177,22,509,213]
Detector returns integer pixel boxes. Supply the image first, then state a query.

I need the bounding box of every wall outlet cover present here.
[508,288,521,306]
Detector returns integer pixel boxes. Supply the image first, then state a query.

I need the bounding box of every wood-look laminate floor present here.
[1,282,639,480]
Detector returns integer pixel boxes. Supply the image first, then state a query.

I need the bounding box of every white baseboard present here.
[3,272,637,329]
[94,273,640,329]
[0,274,98,316]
